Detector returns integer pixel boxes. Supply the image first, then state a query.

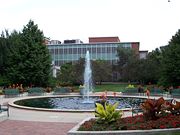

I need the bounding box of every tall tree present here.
[57,62,75,85]
[6,20,51,87]
[159,29,180,87]
[117,47,138,82]
[92,60,112,84]
[0,30,10,75]
[0,31,9,85]
[146,48,162,83]
[73,58,85,84]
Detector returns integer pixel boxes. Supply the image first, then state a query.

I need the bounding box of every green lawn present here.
[93,84,129,92]
[73,83,140,93]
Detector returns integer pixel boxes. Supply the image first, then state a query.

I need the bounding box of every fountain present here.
[10,51,146,112]
[82,50,94,103]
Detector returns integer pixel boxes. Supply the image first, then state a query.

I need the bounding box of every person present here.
[138,85,144,96]
[138,85,141,93]
[145,88,150,98]
[169,86,173,94]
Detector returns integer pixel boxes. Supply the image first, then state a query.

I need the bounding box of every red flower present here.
[160,125,166,129]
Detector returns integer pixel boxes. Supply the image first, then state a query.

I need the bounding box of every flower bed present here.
[68,97,180,135]
[68,115,180,135]
[79,114,180,131]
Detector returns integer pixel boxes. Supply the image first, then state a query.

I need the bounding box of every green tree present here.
[159,29,180,87]
[134,48,162,84]
[146,48,162,83]
[92,60,112,84]
[73,58,85,84]
[57,62,75,85]
[0,30,10,75]
[0,30,19,86]
[117,47,138,82]
[6,20,51,87]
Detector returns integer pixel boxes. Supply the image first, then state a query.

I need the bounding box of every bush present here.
[140,97,180,120]
[94,102,123,124]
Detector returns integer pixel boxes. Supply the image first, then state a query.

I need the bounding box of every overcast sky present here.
[0,0,179,51]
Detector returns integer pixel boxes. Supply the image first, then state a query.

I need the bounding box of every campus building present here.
[47,37,140,66]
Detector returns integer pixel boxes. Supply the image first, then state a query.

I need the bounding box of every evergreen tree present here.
[160,29,180,87]
[6,20,51,87]
[135,48,162,84]
[0,30,11,75]
[0,30,10,86]
[117,47,138,82]
[57,62,75,85]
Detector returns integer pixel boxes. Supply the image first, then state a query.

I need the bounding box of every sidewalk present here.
[0,120,76,135]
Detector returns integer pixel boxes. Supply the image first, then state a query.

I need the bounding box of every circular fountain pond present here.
[12,96,145,112]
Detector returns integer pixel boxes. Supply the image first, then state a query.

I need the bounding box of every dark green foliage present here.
[92,60,112,85]
[57,59,112,85]
[117,47,139,82]
[5,20,51,87]
[73,58,85,84]
[0,30,21,86]
[57,62,75,85]
[0,30,11,75]
[48,77,58,88]
[145,48,162,83]
[135,49,162,84]
[159,29,180,87]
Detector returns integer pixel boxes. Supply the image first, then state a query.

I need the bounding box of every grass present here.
[93,84,128,92]
[72,83,136,92]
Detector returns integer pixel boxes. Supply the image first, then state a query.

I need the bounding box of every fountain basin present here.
[9,95,146,112]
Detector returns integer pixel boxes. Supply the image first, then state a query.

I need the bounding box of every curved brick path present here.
[0,120,76,135]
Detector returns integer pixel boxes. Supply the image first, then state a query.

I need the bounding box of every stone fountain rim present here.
[8,95,148,112]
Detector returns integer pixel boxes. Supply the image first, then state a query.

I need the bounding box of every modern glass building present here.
[47,37,139,66]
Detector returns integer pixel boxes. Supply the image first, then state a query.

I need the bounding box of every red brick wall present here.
[131,42,140,54]
[89,37,120,43]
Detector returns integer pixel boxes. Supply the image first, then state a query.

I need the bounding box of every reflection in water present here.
[15,98,56,108]
[14,97,145,110]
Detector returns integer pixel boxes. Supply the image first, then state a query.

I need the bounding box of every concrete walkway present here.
[0,120,76,135]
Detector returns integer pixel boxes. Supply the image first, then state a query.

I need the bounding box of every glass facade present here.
[47,42,135,66]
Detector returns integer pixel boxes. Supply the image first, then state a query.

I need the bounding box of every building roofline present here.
[47,42,140,46]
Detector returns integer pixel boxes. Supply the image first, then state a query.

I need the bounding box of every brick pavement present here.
[0,120,77,135]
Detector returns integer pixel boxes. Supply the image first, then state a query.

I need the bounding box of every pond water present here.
[14,96,145,110]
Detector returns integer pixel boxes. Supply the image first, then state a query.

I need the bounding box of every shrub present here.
[126,84,135,89]
[140,97,180,120]
[94,102,123,124]
[140,97,165,120]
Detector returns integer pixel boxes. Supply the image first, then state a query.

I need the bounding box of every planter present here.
[68,117,180,135]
